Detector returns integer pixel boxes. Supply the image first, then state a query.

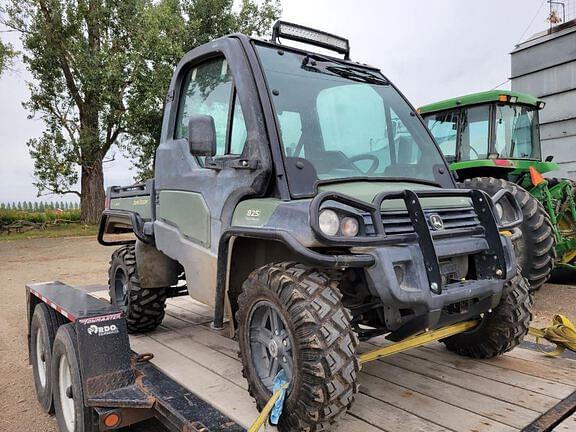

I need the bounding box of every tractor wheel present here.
[236,262,359,432]
[108,245,167,333]
[464,177,556,290]
[443,270,532,358]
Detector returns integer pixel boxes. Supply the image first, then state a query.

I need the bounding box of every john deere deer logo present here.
[429,214,444,230]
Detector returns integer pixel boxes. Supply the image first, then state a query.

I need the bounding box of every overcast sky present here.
[0,0,551,203]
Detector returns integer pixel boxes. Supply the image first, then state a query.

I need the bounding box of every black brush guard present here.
[310,188,522,295]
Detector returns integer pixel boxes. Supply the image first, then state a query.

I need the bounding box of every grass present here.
[0,223,98,241]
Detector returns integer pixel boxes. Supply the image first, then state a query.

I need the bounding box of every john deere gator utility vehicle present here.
[419,90,576,290]
[98,23,532,431]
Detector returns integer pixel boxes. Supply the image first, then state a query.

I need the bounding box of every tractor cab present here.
[419,90,558,180]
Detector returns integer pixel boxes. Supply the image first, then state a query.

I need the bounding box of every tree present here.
[0,39,16,74]
[2,0,280,223]
[34,202,39,211]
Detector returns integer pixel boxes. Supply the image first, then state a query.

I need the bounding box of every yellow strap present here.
[359,320,478,364]
[528,315,576,357]
[248,384,288,432]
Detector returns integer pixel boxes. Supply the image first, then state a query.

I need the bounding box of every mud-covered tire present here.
[443,270,532,358]
[463,177,556,290]
[108,245,167,334]
[236,262,359,432]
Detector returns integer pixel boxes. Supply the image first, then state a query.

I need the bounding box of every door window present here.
[460,106,490,160]
[425,111,458,161]
[175,57,247,160]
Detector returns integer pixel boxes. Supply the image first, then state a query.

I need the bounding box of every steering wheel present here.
[334,154,380,175]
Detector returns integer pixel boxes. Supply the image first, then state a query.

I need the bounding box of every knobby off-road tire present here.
[52,324,98,432]
[236,262,359,432]
[443,270,532,358]
[464,177,556,290]
[108,245,167,333]
[30,303,67,413]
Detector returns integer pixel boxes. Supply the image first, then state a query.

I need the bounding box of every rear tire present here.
[108,245,167,333]
[236,262,359,432]
[52,324,98,432]
[30,303,66,413]
[463,177,556,290]
[443,270,532,358]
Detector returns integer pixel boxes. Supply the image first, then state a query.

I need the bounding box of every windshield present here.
[255,43,448,196]
[494,104,540,159]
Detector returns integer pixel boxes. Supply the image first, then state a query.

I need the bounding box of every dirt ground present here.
[0,236,574,431]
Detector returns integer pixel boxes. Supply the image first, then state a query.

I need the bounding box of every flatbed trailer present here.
[27,281,576,432]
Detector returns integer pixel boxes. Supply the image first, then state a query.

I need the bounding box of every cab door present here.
[153,38,271,306]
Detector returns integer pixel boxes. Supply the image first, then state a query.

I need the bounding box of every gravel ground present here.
[0,236,573,431]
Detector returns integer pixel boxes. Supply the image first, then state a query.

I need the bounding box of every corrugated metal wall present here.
[511,23,576,179]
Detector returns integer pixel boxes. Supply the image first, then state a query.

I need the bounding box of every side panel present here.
[157,190,210,247]
[154,221,217,307]
[109,196,152,220]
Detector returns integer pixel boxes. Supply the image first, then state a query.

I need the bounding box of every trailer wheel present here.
[108,245,167,333]
[52,324,98,432]
[463,177,556,290]
[236,262,359,432]
[30,303,66,413]
[443,270,532,358]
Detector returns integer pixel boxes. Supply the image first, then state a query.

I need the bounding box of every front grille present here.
[363,206,481,236]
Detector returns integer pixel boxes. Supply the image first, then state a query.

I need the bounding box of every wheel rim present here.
[59,354,76,432]
[35,327,47,389]
[114,267,128,313]
[248,301,294,392]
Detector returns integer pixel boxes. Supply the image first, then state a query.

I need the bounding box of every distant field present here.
[0,223,97,241]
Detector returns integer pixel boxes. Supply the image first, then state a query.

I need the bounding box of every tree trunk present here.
[80,160,105,224]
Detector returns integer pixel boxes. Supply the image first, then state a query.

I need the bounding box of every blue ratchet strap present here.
[270,370,288,425]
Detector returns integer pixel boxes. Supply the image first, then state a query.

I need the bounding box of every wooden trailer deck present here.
[90,290,575,432]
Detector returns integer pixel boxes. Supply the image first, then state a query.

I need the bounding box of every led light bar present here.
[272,21,350,59]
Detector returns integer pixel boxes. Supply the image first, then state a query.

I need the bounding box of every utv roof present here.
[418,90,544,114]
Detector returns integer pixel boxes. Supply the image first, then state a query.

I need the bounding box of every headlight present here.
[319,209,340,236]
[340,217,359,237]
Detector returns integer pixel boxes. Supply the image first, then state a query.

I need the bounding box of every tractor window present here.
[460,106,489,161]
[175,57,247,162]
[494,105,540,159]
[425,111,458,161]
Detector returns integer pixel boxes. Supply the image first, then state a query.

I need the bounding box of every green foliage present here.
[0,208,81,225]
[0,39,16,74]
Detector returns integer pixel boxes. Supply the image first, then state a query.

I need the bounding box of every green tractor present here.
[419,90,576,290]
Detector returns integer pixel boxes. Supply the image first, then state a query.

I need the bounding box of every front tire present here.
[464,177,556,290]
[108,245,167,333]
[236,262,359,432]
[443,270,533,358]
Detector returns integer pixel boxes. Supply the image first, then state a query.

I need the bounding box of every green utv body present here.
[419,90,576,289]
[98,22,532,432]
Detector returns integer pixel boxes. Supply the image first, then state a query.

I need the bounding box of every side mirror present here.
[188,114,216,156]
